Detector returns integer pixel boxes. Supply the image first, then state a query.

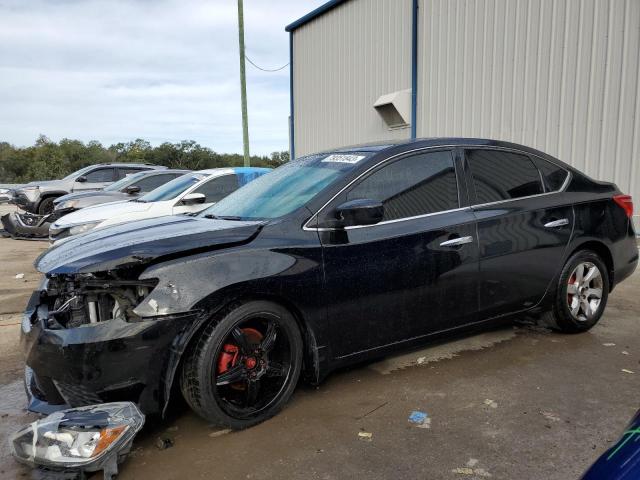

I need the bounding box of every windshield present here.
[201,152,372,220]
[104,172,147,192]
[137,173,207,202]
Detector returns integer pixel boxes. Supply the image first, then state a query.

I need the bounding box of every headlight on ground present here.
[11,402,144,477]
[69,221,100,235]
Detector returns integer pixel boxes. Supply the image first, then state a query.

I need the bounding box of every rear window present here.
[532,157,569,191]
[467,149,543,203]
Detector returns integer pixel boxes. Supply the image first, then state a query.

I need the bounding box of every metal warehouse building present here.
[286,0,640,223]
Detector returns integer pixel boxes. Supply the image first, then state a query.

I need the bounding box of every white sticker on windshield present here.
[321,154,366,164]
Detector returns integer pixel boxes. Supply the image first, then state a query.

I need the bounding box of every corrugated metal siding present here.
[418,0,640,220]
[292,0,413,157]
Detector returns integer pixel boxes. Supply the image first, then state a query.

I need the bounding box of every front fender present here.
[134,245,327,416]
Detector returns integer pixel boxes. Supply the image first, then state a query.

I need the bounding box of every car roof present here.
[194,167,271,175]
[317,137,565,165]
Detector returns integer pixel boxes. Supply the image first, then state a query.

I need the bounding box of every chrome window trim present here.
[302,144,571,232]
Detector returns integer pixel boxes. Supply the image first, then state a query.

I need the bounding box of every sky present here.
[0,0,325,154]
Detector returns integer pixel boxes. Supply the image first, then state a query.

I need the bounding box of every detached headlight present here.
[55,200,79,211]
[11,402,144,477]
[69,221,100,235]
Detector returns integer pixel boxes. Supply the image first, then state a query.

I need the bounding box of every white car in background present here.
[49,167,271,243]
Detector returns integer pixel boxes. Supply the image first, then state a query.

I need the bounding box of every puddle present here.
[368,328,517,375]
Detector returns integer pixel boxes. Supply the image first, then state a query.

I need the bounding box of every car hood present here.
[20,180,63,190]
[56,191,128,203]
[52,200,150,228]
[36,215,264,274]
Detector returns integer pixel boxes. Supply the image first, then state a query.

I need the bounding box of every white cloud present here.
[0,0,325,154]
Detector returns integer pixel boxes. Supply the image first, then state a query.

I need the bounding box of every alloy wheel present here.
[213,317,293,419]
[567,262,604,322]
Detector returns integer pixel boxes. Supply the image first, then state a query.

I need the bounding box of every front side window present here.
[134,174,178,192]
[193,174,239,202]
[84,168,115,183]
[467,149,543,203]
[103,172,147,192]
[137,173,206,202]
[346,150,459,221]
[117,167,145,178]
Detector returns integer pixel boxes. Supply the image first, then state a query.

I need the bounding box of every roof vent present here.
[373,89,411,129]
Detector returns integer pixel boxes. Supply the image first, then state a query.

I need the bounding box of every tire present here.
[37,197,56,215]
[180,300,303,430]
[540,250,609,333]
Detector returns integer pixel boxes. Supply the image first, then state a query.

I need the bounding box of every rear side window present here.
[346,150,459,221]
[133,174,177,192]
[84,168,115,182]
[467,149,543,203]
[532,157,569,191]
[194,174,240,202]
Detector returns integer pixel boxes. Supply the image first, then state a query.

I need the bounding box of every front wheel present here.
[180,301,303,430]
[37,197,56,215]
[541,250,609,333]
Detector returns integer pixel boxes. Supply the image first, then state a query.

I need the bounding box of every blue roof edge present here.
[285,0,350,32]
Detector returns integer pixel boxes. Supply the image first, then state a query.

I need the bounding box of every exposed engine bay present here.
[43,273,158,329]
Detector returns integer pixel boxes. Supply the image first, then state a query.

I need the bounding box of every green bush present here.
[0,135,289,183]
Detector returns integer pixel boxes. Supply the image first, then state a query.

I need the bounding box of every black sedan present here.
[22,138,637,429]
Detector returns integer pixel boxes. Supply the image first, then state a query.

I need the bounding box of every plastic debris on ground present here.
[622,351,630,355]
[483,399,498,409]
[622,369,635,374]
[408,410,431,429]
[10,402,145,480]
[14,273,24,279]
[155,435,174,450]
[452,459,492,477]
[357,431,373,442]
[540,411,561,422]
[208,428,232,438]
[603,343,616,347]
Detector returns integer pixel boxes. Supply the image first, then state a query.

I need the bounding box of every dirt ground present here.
[0,202,639,480]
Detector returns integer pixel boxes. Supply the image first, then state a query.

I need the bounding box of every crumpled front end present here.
[21,273,199,415]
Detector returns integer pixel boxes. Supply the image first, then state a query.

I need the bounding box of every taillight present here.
[613,194,633,218]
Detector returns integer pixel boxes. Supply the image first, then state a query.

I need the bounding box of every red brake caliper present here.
[568,273,576,306]
[217,328,264,384]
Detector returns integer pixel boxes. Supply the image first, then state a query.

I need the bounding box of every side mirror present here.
[335,199,384,227]
[180,192,206,206]
[76,176,87,183]
[124,185,141,195]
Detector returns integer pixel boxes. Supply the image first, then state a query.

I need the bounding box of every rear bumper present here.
[21,292,199,415]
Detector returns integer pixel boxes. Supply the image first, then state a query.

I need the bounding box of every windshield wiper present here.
[203,214,243,221]
[131,199,147,203]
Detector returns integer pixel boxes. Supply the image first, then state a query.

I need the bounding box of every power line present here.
[245,54,289,72]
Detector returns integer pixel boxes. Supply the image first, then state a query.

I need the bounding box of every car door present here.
[72,167,116,192]
[465,148,573,319]
[172,174,239,215]
[318,149,479,358]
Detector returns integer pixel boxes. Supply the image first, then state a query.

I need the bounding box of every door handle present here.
[544,218,569,228]
[440,236,474,247]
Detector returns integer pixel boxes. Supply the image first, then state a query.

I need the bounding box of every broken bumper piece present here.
[10,402,144,480]
[1,211,53,239]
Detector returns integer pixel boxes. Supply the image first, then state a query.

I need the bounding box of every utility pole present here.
[237,0,250,167]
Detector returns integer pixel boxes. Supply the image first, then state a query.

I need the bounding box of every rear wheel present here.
[180,301,303,429]
[541,250,609,333]
[37,197,56,215]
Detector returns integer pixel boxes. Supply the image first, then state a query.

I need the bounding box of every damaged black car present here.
[22,138,638,429]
